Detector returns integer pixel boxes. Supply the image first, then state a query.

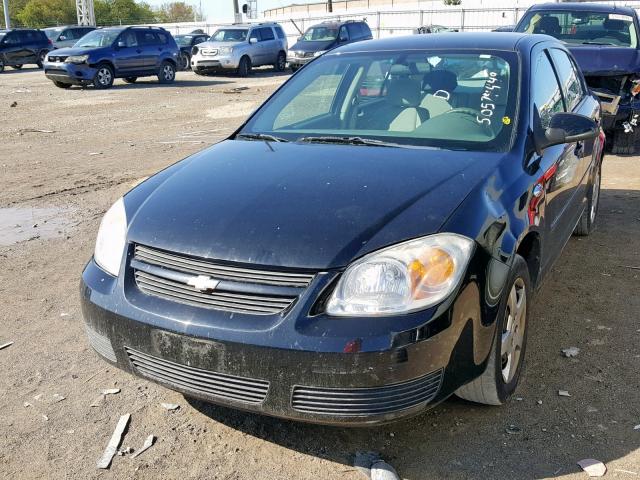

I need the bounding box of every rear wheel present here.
[455,255,530,405]
[0,60,4,73]
[237,56,251,77]
[53,80,71,89]
[92,63,114,89]
[36,50,48,68]
[290,64,300,73]
[123,77,137,84]
[574,163,602,236]
[158,61,176,83]
[179,52,190,70]
[13,64,23,70]
[274,51,286,72]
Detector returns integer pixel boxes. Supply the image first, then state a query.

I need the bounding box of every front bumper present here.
[81,248,496,425]
[191,54,239,71]
[44,61,95,85]
[287,55,314,68]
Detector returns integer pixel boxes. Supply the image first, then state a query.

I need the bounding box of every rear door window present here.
[361,23,372,38]
[137,31,158,46]
[275,26,286,39]
[347,23,361,40]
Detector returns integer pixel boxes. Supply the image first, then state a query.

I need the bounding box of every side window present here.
[249,29,261,42]
[339,26,349,42]
[275,26,285,39]
[63,29,77,40]
[347,23,361,40]
[532,51,564,128]
[121,31,138,47]
[3,33,20,45]
[259,27,275,41]
[549,48,584,112]
[361,23,372,38]
[157,32,169,44]
[137,31,158,46]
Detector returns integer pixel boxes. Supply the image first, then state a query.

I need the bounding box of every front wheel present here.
[179,52,190,71]
[574,163,602,236]
[455,254,531,405]
[237,56,251,77]
[290,64,300,73]
[158,61,176,84]
[274,51,286,72]
[36,50,48,68]
[92,64,114,89]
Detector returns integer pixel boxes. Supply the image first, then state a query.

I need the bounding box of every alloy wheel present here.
[277,53,286,71]
[590,168,601,223]
[97,67,112,86]
[163,64,175,81]
[501,277,526,383]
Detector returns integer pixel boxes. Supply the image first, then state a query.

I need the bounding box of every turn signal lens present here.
[326,234,474,316]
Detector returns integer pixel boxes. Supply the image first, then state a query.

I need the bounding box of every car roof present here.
[223,23,280,29]
[527,2,636,16]
[333,32,556,54]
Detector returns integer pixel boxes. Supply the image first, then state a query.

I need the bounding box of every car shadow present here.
[63,79,236,90]
[184,186,640,479]
[0,66,42,74]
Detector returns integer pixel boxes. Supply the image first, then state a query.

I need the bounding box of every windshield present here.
[516,11,638,47]
[74,29,121,48]
[44,28,63,40]
[210,29,247,42]
[302,26,338,41]
[175,35,193,46]
[239,50,518,151]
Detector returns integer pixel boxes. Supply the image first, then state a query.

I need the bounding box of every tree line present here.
[1,0,203,28]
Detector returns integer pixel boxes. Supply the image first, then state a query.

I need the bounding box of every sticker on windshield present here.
[477,71,501,126]
[502,116,511,125]
[609,14,631,22]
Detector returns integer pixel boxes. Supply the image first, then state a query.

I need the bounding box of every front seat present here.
[420,70,458,117]
[534,16,561,36]
[386,77,430,132]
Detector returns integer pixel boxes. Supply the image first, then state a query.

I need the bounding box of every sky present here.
[146,0,318,23]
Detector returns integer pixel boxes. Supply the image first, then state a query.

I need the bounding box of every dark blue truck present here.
[515,2,640,153]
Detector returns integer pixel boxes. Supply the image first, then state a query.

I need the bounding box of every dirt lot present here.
[0,65,639,480]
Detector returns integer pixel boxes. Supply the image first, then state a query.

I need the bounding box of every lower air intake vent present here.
[125,347,269,404]
[291,369,443,416]
[85,325,117,362]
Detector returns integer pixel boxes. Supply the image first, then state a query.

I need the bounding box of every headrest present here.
[603,18,627,32]
[386,77,422,107]
[537,16,561,34]
[422,70,458,93]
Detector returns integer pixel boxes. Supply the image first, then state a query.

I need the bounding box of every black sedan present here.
[174,33,209,70]
[81,33,604,425]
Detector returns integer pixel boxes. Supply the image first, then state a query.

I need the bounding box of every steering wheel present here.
[444,107,481,117]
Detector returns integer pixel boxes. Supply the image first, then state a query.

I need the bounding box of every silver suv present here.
[191,23,288,77]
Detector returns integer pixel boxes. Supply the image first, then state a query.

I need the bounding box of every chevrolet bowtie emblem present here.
[187,275,220,292]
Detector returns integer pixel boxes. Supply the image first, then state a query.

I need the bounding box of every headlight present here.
[326,234,475,316]
[94,197,127,277]
[313,50,327,57]
[218,46,233,55]
[65,54,89,64]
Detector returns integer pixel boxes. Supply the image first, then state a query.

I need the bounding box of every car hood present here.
[290,40,335,53]
[568,45,640,76]
[196,40,243,48]
[127,140,502,270]
[49,46,107,56]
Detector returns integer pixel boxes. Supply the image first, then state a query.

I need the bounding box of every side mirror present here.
[535,112,598,153]
[117,40,126,48]
[249,37,258,44]
[59,35,67,41]
[339,34,348,43]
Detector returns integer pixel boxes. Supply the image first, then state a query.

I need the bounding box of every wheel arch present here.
[515,231,542,289]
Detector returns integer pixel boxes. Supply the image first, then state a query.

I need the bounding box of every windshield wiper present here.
[581,41,616,46]
[297,136,402,148]
[236,133,289,143]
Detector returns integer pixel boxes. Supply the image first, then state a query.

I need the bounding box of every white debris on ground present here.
[51,394,66,403]
[371,460,400,480]
[102,388,121,395]
[96,414,131,470]
[354,452,400,480]
[558,390,572,397]
[161,403,180,411]
[561,347,580,358]
[131,435,156,458]
[0,341,14,350]
[577,458,607,477]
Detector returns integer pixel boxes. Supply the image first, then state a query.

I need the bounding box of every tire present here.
[36,50,48,69]
[574,162,602,236]
[179,52,190,71]
[237,56,251,77]
[157,61,176,84]
[274,51,286,72]
[0,60,4,73]
[610,129,637,155]
[123,77,137,84]
[92,63,114,89]
[290,64,300,73]
[193,67,206,76]
[13,64,23,70]
[455,254,531,405]
[53,80,71,89]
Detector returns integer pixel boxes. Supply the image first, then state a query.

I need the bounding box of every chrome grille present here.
[126,347,269,404]
[135,245,314,287]
[291,369,443,416]
[132,244,314,315]
[200,47,218,56]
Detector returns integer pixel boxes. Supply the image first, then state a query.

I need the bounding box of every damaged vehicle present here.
[515,3,640,153]
[81,33,604,425]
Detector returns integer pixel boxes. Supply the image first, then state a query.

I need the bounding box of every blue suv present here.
[43,26,180,89]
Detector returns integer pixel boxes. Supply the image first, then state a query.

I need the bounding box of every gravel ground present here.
[0,66,639,480]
